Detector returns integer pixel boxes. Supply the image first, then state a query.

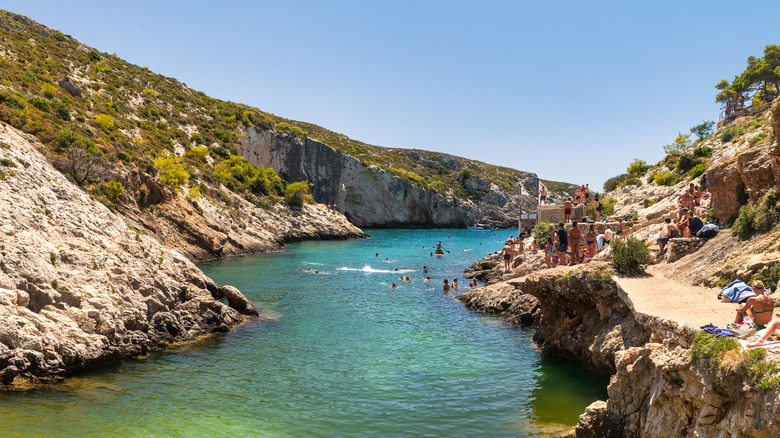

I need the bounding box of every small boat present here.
[472,223,491,230]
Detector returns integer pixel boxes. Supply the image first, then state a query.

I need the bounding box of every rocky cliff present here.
[0,123,262,385]
[237,125,540,228]
[461,260,780,437]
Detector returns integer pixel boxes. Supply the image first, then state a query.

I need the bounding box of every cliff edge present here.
[0,123,257,385]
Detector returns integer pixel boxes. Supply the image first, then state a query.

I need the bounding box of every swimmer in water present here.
[452,279,459,290]
[391,283,398,289]
[425,276,431,282]
[443,279,450,292]
[423,265,428,273]
[469,279,477,287]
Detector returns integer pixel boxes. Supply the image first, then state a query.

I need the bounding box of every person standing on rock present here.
[584,184,590,205]
[569,221,582,265]
[556,221,568,266]
[595,198,603,222]
[564,198,573,223]
[539,184,548,205]
[545,235,556,268]
[586,224,597,261]
[501,241,514,272]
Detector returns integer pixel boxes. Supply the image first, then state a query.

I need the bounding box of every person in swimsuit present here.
[586,224,597,260]
[435,242,446,255]
[564,199,572,223]
[678,189,693,219]
[584,184,590,205]
[569,221,582,265]
[556,221,568,266]
[501,241,514,271]
[677,209,691,237]
[443,279,450,292]
[539,185,548,205]
[452,278,459,290]
[735,281,772,327]
[595,199,603,222]
[656,217,679,256]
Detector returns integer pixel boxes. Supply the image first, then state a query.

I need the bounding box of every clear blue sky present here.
[4,1,779,190]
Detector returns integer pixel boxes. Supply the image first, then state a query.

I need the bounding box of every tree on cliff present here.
[716,44,780,112]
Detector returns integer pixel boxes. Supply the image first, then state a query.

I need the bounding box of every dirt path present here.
[614,267,735,330]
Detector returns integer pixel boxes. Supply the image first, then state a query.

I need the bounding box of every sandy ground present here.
[615,268,736,330]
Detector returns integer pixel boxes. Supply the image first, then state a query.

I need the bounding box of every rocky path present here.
[614,267,734,330]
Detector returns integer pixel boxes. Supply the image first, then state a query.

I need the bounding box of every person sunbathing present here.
[735,281,773,328]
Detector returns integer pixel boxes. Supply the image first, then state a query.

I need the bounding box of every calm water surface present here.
[0,229,607,437]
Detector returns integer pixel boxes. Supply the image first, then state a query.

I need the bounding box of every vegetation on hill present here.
[0,10,542,211]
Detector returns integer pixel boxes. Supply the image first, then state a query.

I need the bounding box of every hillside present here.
[0,11,570,229]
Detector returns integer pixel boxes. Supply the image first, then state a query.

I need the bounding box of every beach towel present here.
[739,339,780,350]
[718,280,755,303]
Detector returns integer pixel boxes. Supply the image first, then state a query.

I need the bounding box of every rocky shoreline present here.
[458,250,780,437]
[0,123,364,386]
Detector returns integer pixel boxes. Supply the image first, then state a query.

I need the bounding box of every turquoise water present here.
[0,229,607,437]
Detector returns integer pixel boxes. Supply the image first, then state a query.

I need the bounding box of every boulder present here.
[57,78,82,99]
[664,237,706,263]
[221,285,258,316]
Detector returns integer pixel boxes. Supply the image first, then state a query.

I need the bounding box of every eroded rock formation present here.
[0,124,257,384]
[236,126,539,228]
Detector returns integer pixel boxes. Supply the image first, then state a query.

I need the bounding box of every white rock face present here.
[237,126,539,228]
[0,124,253,384]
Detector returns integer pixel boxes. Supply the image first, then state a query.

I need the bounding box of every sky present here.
[3,1,779,190]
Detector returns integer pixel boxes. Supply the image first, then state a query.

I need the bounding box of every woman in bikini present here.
[586,224,597,260]
[736,281,773,328]
[569,221,582,265]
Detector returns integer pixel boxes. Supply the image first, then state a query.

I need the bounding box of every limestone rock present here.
[57,77,82,99]
[0,123,250,384]
[664,237,705,263]
[236,126,538,228]
[221,285,258,316]
[456,281,539,325]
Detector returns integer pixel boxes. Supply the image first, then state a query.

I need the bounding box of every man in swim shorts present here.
[556,221,568,266]
[501,241,514,271]
[539,185,547,205]
[564,199,572,223]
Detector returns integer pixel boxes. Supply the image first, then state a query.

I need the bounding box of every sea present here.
[0,229,607,437]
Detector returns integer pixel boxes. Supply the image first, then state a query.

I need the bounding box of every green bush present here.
[654,171,680,186]
[676,154,700,173]
[603,173,632,192]
[691,332,780,388]
[627,159,650,176]
[534,222,553,245]
[28,97,51,112]
[611,236,650,275]
[284,181,310,207]
[693,146,713,157]
[748,263,780,291]
[643,198,657,208]
[617,176,641,188]
[732,190,780,240]
[691,331,740,371]
[720,126,743,143]
[154,155,190,190]
[688,164,705,179]
[586,269,613,291]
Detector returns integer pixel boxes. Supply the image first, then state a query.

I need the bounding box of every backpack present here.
[697,223,719,238]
